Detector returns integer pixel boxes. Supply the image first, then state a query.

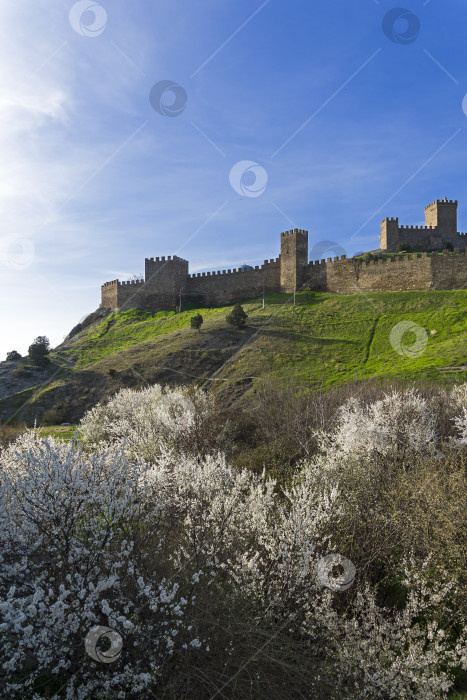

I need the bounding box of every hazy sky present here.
[1,0,466,359]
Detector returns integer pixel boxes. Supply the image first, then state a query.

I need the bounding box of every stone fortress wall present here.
[101,199,467,312]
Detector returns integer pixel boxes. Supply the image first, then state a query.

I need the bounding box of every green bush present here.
[28,336,50,368]
[42,405,67,425]
[226,303,248,328]
[190,313,203,332]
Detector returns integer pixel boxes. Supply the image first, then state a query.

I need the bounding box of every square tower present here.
[143,255,189,309]
[380,217,400,251]
[425,198,458,236]
[280,229,308,293]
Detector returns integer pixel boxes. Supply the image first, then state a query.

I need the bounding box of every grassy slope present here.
[1,289,466,424]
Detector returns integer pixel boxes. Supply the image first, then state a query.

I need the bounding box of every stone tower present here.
[142,255,188,310]
[424,198,458,237]
[380,218,399,251]
[280,228,308,293]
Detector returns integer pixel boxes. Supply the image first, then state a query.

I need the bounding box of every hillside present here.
[1,289,466,425]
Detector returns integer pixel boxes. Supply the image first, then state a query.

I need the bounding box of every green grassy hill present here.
[1,289,466,425]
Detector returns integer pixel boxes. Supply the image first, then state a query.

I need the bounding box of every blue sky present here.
[1,0,467,359]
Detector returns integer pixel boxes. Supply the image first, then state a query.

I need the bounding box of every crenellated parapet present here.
[119,279,145,287]
[425,198,458,208]
[187,257,281,279]
[145,254,186,263]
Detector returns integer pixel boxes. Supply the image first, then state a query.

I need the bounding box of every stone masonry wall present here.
[304,251,466,293]
[115,280,146,309]
[101,280,118,310]
[186,258,280,305]
[101,279,146,312]
[101,251,467,311]
[431,250,467,289]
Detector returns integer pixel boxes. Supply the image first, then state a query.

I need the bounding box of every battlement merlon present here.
[281,228,309,237]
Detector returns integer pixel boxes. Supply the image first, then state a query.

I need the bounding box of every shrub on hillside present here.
[190,313,203,332]
[42,404,67,426]
[28,336,50,368]
[249,379,466,471]
[226,303,248,328]
[1,384,466,698]
[0,422,26,449]
[316,388,438,461]
[1,431,466,698]
[80,384,235,461]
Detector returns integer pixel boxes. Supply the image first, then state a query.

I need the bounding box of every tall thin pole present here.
[179,289,182,313]
[293,287,296,307]
[262,281,265,309]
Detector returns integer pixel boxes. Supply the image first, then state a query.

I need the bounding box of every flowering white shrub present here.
[79,384,231,461]
[316,389,438,461]
[322,561,467,700]
[0,383,466,698]
[453,407,467,446]
[0,432,204,699]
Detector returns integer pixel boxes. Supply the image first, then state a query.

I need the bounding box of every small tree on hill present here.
[28,336,50,368]
[226,303,248,329]
[6,351,21,362]
[190,313,203,333]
